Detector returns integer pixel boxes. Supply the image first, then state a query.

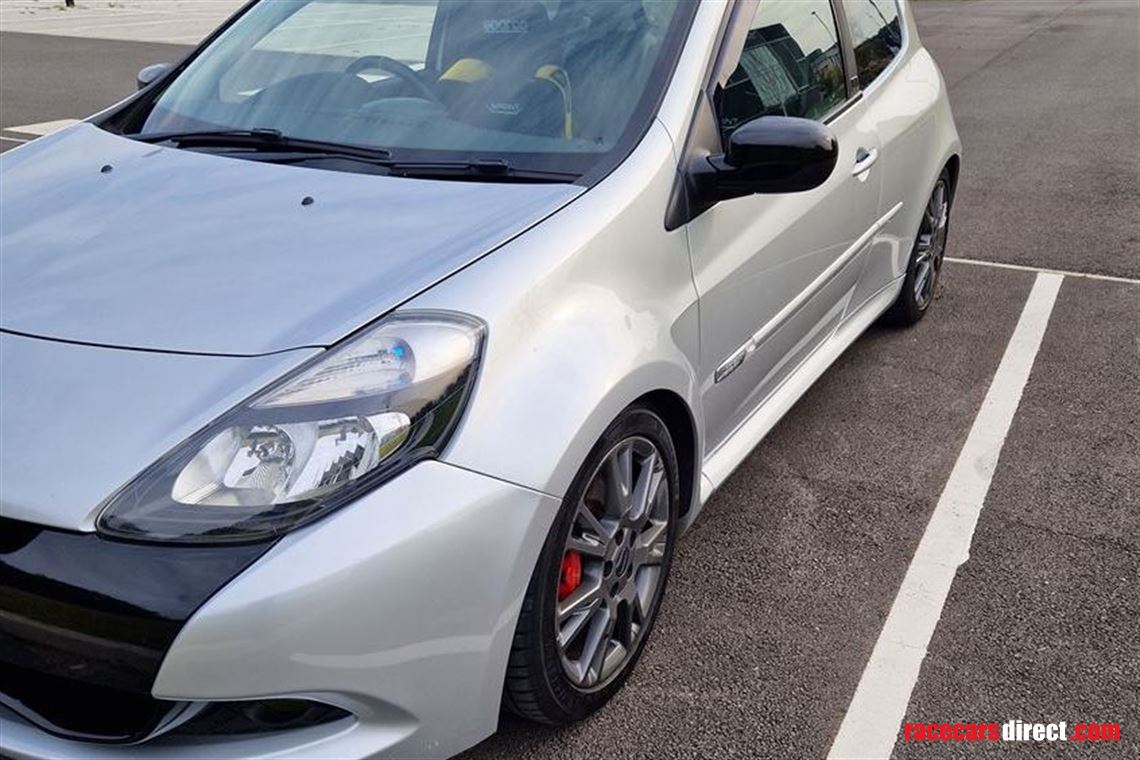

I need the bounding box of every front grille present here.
[0,660,183,743]
[0,516,272,742]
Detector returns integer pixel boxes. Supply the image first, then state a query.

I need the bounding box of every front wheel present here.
[885,168,953,325]
[503,406,680,724]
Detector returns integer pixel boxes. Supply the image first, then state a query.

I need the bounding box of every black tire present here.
[885,167,954,326]
[503,406,680,724]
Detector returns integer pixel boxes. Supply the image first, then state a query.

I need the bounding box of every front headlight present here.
[96,312,485,544]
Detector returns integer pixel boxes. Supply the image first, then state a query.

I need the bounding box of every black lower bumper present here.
[0,517,268,743]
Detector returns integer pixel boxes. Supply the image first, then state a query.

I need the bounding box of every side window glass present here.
[845,0,903,88]
[718,0,847,137]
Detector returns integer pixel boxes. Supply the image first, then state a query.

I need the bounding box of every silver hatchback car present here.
[0,1,960,757]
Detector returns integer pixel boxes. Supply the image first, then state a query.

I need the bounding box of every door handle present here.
[852,147,879,176]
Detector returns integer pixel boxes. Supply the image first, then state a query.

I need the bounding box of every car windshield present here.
[129,0,690,177]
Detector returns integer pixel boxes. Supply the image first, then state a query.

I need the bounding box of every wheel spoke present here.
[914,260,932,304]
[630,450,661,523]
[933,184,948,227]
[599,640,627,683]
[632,568,659,621]
[604,444,633,518]
[647,465,668,521]
[567,533,607,558]
[558,604,598,649]
[557,577,602,623]
[633,520,668,568]
[925,187,942,226]
[582,606,616,686]
[574,501,613,544]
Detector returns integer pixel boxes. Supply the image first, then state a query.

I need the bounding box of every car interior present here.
[149,0,677,156]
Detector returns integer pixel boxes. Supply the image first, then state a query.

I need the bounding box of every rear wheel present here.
[503,406,680,724]
[885,168,953,325]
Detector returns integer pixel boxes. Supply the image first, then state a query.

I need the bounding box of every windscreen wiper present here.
[386,159,579,183]
[131,132,575,181]
[131,129,392,162]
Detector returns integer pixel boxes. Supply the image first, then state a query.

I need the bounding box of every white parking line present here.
[827,272,1064,760]
[945,256,1140,285]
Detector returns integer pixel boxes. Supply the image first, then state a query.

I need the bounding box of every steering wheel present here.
[345,55,443,105]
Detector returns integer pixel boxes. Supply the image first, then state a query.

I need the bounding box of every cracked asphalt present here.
[0,1,1136,757]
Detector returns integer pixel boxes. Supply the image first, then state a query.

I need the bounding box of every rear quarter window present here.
[845,0,903,88]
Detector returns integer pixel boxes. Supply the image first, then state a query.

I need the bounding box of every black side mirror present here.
[705,116,839,201]
[137,63,174,91]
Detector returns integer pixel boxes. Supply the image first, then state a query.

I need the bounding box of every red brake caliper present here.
[557,551,582,601]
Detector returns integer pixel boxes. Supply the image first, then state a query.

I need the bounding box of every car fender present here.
[411,122,705,517]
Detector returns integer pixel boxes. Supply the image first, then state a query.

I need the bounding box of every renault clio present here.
[0,1,959,757]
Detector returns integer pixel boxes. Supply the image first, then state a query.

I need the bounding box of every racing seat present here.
[434,1,572,139]
[556,0,657,146]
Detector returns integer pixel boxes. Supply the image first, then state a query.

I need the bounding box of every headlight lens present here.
[96,312,485,544]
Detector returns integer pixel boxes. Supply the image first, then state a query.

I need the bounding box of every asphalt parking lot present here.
[1,1,1137,758]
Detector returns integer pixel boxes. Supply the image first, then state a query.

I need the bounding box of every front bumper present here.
[1,461,561,759]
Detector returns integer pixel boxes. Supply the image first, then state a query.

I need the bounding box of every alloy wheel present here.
[554,436,670,692]
[913,179,950,310]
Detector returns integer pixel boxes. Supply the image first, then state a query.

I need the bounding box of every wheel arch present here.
[944,153,962,203]
[631,389,699,523]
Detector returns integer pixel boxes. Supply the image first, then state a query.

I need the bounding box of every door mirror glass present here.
[713,115,839,198]
[137,63,174,91]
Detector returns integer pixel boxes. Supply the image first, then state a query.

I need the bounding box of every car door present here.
[842,0,941,310]
[685,0,885,454]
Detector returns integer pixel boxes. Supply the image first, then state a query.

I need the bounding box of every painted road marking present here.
[0,136,31,144]
[4,119,81,137]
[827,272,1065,760]
[945,256,1139,286]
